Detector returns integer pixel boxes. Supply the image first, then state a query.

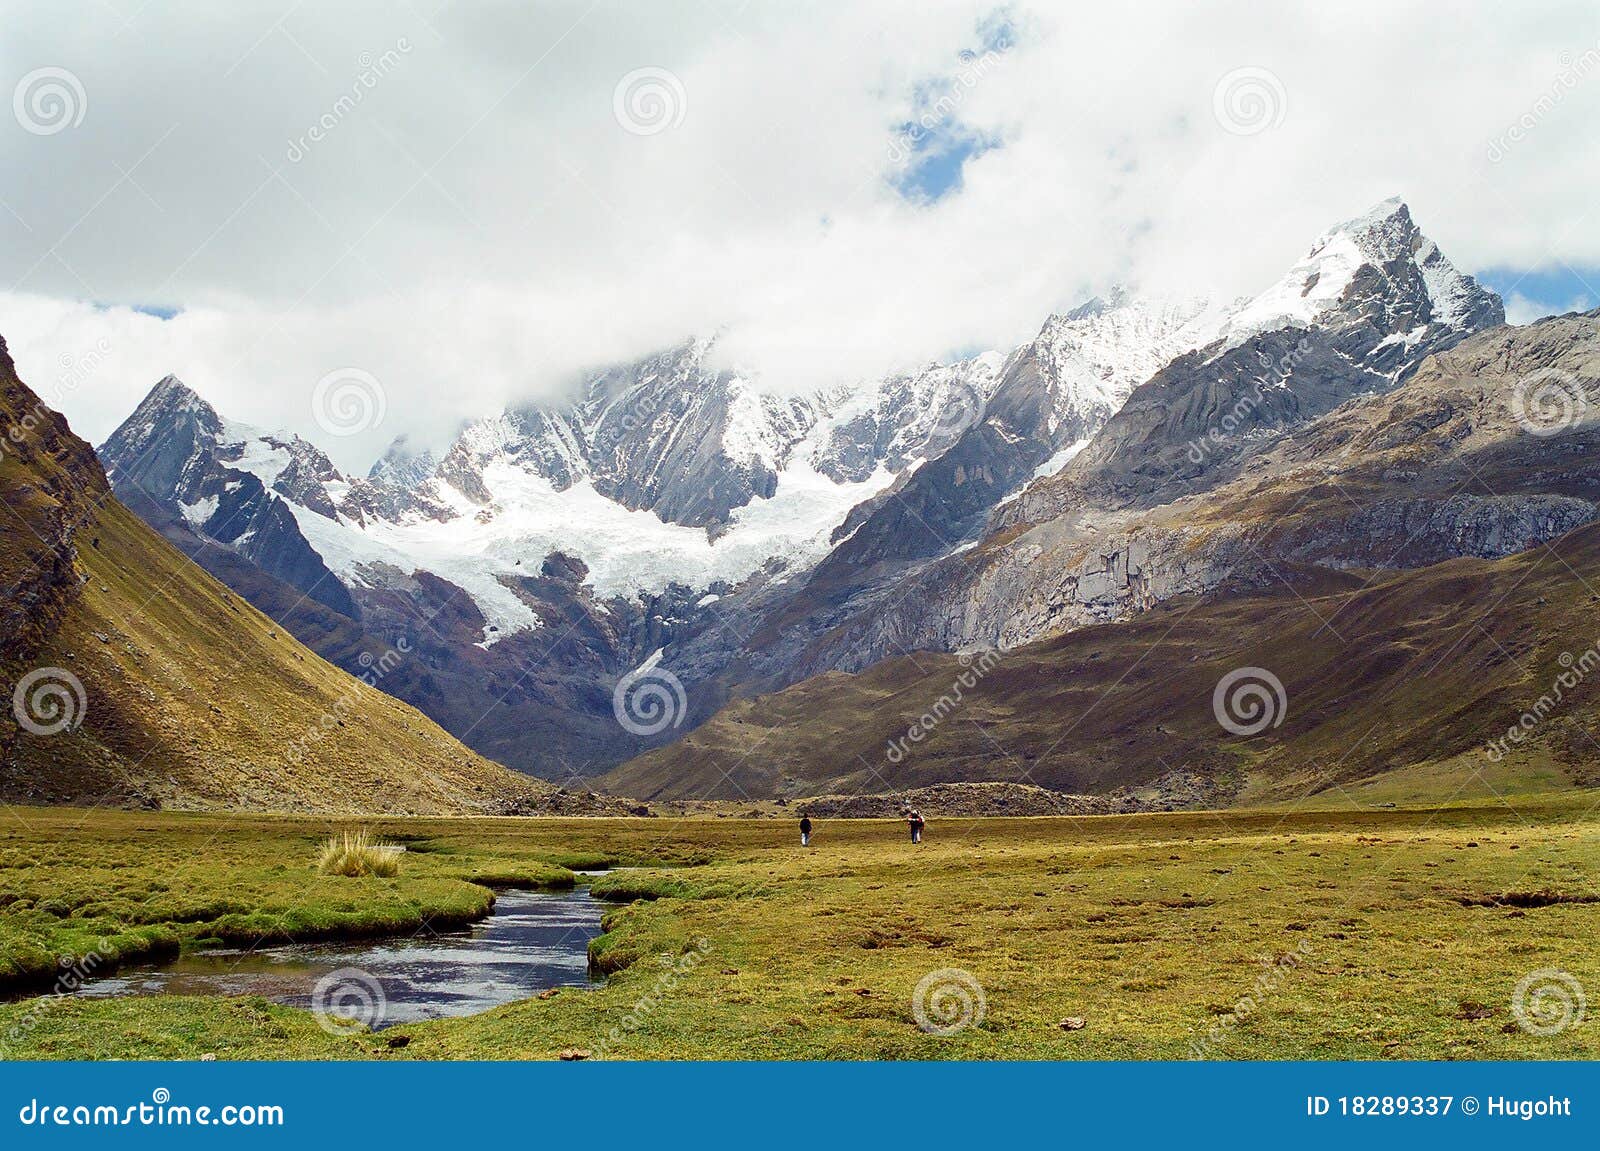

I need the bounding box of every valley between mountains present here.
[5,198,1600,1063]
[37,196,1598,816]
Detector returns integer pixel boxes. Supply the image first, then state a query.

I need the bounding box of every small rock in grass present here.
[385,1034,412,1049]
[1059,1017,1087,1031]
[558,1047,591,1061]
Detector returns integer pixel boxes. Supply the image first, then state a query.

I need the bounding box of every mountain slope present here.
[757,200,1509,679]
[92,198,1508,781]
[0,336,606,814]
[813,292,1226,579]
[608,307,1600,802]
[606,516,1600,803]
[806,308,1596,667]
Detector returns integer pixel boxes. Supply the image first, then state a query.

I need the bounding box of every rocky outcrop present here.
[804,310,1600,668]
[815,292,1225,577]
[99,377,357,618]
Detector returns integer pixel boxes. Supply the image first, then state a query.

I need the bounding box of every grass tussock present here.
[315,830,402,878]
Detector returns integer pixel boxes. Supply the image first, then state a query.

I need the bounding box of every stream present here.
[67,887,604,1028]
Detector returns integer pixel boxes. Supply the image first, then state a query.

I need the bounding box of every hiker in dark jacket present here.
[908,809,925,844]
[799,815,812,847]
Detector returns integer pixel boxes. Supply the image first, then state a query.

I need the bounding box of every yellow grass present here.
[315,829,401,878]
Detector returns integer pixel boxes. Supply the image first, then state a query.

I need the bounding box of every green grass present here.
[2,798,1599,1060]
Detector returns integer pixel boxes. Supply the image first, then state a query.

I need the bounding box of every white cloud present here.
[1505,291,1595,325]
[3,0,1598,469]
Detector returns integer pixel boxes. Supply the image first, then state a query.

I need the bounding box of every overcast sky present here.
[2,0,1598,469]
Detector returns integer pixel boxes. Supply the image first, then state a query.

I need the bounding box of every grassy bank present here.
[0,810,611,996]
[2,797,1599,1059]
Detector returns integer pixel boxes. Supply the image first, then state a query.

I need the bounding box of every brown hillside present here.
[606,522,1600,802]
[0,335,609,815]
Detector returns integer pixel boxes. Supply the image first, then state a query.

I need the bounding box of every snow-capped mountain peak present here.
[1030,290,1227,404]
[1218,197,1500,349]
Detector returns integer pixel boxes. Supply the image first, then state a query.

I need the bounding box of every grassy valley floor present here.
[2,797,1598,1060]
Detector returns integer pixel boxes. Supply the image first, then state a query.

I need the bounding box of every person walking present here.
[908,808,925,845]
[799,814,812,848]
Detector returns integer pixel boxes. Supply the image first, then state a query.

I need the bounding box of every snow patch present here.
[1032,438,1090,480]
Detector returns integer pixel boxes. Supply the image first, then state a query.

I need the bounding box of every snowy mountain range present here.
[103,296,1185,645]
[97,197,1505,779]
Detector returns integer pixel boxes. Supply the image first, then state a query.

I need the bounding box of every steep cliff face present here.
[0,335,105,680]
[800,310,1599,670]
[100,377,358,618]
[1006,199,1504,526]
[815,293,1227,579]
